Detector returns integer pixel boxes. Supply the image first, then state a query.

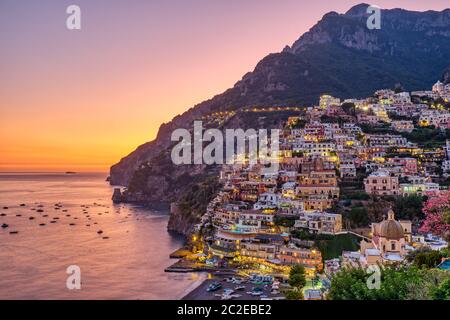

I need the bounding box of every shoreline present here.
[177,272,209,300]
[182,278,213,300]
[0,175,194,299]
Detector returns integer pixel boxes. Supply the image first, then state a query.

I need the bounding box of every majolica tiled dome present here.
[379,210,404,240]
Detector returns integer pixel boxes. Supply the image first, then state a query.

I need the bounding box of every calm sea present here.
[0,172,204,300]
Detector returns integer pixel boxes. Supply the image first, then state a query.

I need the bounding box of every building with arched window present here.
[359,210,412,266]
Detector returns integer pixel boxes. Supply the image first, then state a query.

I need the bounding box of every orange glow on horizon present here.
[1,0,448,173]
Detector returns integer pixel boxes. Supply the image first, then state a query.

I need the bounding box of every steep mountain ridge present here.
[110,4,450,234]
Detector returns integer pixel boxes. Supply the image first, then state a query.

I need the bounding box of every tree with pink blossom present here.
[419,194,450,238]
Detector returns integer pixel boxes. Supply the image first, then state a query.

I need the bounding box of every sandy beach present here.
[176,272,209,300]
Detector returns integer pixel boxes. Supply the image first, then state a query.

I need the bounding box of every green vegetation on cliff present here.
[177,176,222,221]
[291,231,360,260]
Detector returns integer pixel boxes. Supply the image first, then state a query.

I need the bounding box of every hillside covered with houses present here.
[175,80,450,300]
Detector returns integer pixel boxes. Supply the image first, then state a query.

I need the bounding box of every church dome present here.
[379,210,404,240]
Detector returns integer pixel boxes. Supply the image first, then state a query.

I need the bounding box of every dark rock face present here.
[442,68,450,84]
[112,188,123,204]
[110,3,450,234]
[167,203,195,235]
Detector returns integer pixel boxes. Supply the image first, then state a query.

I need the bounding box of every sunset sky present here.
[1,0,449,172]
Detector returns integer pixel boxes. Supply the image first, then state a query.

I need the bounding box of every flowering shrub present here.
[419,194,450,237]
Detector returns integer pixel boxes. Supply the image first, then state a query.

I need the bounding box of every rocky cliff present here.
[442,68,450,84]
